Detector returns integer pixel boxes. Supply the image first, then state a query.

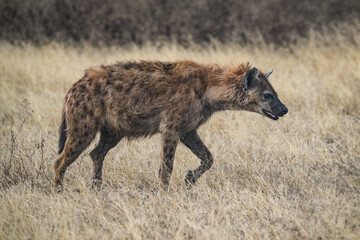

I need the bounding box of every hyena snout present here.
[279,105,288,116]
[262,99,288,120]
[272,99,288,117]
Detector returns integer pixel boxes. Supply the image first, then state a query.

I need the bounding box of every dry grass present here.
[0,35,359,239]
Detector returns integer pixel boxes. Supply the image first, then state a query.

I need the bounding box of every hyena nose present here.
[281,106,288,115]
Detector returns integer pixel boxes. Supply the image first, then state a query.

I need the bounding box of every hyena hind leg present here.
[180,130,214,187]
[159,132,179,190]
[89,128,123,189]
[54,131,97,192]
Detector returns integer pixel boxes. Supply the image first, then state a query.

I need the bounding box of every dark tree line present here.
[0,0,359,46]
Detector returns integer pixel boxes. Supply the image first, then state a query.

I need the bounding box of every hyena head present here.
[241,67,288,120]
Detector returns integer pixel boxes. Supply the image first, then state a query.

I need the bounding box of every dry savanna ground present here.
[0,34,359,239]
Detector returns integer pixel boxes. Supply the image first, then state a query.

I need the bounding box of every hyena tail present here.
[58,111,67,155]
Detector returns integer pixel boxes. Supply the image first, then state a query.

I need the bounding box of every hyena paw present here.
[91,179,103,190]
[54,184,63,194]
[185,170,196,187]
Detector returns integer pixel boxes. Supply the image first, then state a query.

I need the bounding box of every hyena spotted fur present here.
[54,60,288,191]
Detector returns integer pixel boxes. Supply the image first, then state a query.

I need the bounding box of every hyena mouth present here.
[262,109,279,120]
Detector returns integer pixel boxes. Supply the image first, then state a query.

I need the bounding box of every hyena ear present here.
[242,67,259,91]
[265,69,274,78]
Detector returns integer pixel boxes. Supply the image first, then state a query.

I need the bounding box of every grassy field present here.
[0,35,359,239]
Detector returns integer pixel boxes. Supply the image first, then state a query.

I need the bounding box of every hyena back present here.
[54,60,288,191]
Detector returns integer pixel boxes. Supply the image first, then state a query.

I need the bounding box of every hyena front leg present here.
[159,132,179,189]
[180,130,214,187]
[90,128,123,189]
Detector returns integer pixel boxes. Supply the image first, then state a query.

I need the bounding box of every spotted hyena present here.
[54,60,288,191]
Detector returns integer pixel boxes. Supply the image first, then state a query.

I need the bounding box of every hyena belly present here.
[103,82,174,138]
[103,76,207,138]
[106,108,164,138]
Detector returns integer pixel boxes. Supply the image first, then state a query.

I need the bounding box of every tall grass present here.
[0,32,359,239]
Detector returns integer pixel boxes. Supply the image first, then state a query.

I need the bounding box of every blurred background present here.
[1,0,359,47]
[1,2,360,239]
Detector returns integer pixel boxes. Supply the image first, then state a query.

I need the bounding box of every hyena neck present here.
[205,70,248,112]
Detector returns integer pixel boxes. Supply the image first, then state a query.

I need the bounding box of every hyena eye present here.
[263,92,273,100]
